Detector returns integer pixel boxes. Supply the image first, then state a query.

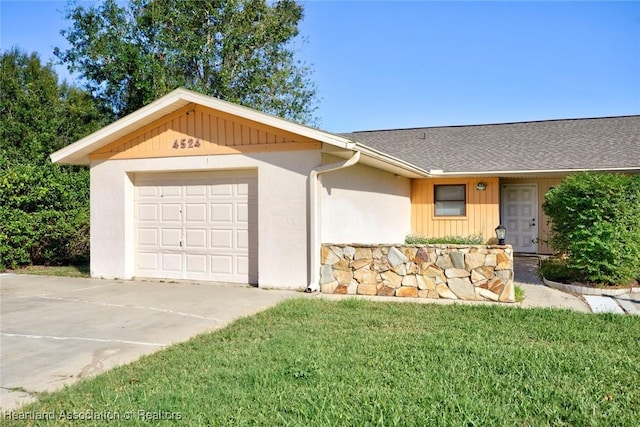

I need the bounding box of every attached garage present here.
[50,88,418,290]
[134,171,258,284]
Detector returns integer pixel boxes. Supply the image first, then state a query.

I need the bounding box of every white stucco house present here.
[51,88,640,291]
[51,88,422,290]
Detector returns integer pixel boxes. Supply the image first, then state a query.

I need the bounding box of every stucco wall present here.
[90,150,320,289]
[320,157,412,244]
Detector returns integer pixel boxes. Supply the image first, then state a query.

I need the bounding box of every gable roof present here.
[341,116,640,176]
[51,88,356,166]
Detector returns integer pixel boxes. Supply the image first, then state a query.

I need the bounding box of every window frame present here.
[434,184,467,217]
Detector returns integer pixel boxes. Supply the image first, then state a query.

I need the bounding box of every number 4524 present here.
[172,138,201,149]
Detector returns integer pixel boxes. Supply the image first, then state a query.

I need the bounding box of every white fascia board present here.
[427,166,640,177]
[322,142,431,178]
[51,88,355,165]
[353,143,431,178]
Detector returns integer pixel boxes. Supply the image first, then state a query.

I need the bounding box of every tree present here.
[0,49,108,269]
[0,48,110,163]
[55,0,318,124]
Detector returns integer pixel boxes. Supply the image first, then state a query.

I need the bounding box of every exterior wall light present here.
[476,182,487,191]
[495,224,506,245]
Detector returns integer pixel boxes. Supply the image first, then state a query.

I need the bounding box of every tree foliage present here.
[0,49,108,269]
[542,172,640,285]
[1,49,110,162]
[55,0,318,124]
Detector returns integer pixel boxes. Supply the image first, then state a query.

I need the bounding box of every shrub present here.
[539,258,574,283]
[405,234,486,245]
[542,172,640,285]
[0,162,89,269]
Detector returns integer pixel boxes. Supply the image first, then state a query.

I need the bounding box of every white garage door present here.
[134,171,258,284]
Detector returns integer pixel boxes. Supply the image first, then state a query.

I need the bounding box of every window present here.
[434,184,466,216]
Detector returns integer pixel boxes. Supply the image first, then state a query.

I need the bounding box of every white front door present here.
[134,171,258,283]
[501,184,538,253]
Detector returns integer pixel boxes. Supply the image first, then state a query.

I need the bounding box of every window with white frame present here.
[434,184,466,216]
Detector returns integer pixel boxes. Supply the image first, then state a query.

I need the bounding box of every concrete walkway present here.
[512,256,591,312]
[513,256,640,315]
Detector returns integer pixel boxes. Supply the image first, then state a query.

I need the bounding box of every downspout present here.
[306,150,361,292]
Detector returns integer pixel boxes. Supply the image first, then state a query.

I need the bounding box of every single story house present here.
[51,88,640,290]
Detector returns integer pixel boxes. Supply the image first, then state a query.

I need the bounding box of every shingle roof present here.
[340,116,640,174]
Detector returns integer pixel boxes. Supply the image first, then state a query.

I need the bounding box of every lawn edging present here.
[543,277,640,296]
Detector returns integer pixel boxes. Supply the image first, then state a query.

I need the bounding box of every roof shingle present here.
[341,116,640,173]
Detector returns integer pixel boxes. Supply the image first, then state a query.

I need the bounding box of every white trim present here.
[428,166,640,177]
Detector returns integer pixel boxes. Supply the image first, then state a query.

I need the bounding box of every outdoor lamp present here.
[495,224,506,245]
[476,182,487,191]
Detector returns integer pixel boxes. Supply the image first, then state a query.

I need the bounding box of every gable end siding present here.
[89,103,321,161]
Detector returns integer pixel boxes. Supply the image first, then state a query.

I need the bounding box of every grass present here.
[514,284,525,302]
[4,299,640,426]
[5,263,90,278]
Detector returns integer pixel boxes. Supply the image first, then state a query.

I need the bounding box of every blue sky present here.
[1,1,639,132]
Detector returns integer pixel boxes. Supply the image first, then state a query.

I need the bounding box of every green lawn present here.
[4,299,640,426]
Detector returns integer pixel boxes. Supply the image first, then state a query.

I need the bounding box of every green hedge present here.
[0,162,89,269]
[542,172,640,285]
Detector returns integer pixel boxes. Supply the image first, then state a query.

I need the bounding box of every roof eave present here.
[322,143,431,178]
[427,166,640,178]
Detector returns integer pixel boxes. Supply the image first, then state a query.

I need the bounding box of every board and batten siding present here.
[411,177,500,242]
[90,103,320,161]
[500,177,562,255]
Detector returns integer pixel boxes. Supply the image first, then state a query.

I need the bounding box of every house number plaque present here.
[172,138,201,149]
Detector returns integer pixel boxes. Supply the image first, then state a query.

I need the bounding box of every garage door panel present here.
[211,183,233,196]
[135,172,256,283]
[186,184,207,197]
[162,204,182,222]
[185,204,207,222]
[162,185,182,198]
[236,203,248,222]
[137,252,159,270]
[161,253,182,271]
[237,256,248,275]
[138,204,158,222]
[210,230,233,249]
[138,228,158,246]
[137,186,158,198]
[185,229,207,249]
[236,182,249,196]
[210,204,233,222]
[210,255,233,275]
[161,229,182,247]
[236,229,248,249]
[186,254,207,273]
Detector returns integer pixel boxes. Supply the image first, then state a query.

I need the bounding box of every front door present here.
[501,184,538,253]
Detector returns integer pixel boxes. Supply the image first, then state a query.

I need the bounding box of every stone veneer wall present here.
[320,244,515,303]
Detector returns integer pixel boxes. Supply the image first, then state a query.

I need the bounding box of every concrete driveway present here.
[0,274,300,411]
